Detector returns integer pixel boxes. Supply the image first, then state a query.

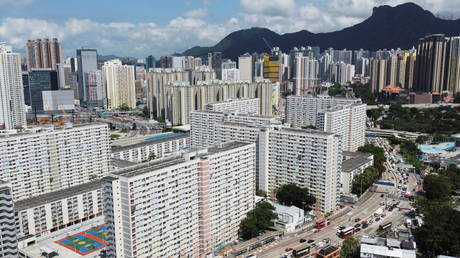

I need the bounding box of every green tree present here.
[341,237,360,258]
[256,189,267,197]
[416,135,430,144]
[109,134,121,140]
[358,144,386,173]
[148,153,157,161]
[275,184,316,211]
[424,174,452,202]
[118,103,130,111]
[438,165,460,190]
[142,106,150,118]
[351,167,380,196]
[238,201,278,240]
[328,84,346,97]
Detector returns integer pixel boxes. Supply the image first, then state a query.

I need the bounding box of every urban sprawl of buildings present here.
[0,32,458,257]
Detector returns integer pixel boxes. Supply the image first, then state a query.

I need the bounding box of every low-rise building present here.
[14,180,102,247]
[42,90,75,111]
[360,236,416,258]
[341,152,374,194]
[271,203,304,232]
[317,246,341,258]
[111,133,190,163]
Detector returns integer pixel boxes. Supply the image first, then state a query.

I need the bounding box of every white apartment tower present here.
[190,111,341,213]
[102,59,136,109]
[103,142,256,257]
[205,98,260,114]
[238,55,253,82]
[0,124,110,201]
[0,43,27,130]
[316,103,367,152]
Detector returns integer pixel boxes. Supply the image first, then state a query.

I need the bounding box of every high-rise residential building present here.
[205,98,260,114]
[76,47,98,106]
[102,59,136,109]
[145,55,156,71]
[316,104,367,152]
[285,95,362,127]
[370,58,388,92]
[148,74,275,125]
[222,67,240,82]
[0,124,110,201]
[0,43,27,130]
[103,141,256,257]
[208,52,223,79]
[25,38,63,71]
[146,68,216,119]
[28,68,59,112]
[190,109,341,212]
[239,54,253,82]
[15,180,103,246]
[413,34,448,93]
[159,56,173,68]
[111,133,190,163]
[329,62,355,85]
[293,54,320,95]
[0,181,18,257]
[332,49,353,64]
[446,37,460,93]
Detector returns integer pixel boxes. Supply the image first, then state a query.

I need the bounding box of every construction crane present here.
[262,38,273,54]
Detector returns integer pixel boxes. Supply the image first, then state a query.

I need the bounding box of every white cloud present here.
[240,0,296,17]
[185,8,208,18]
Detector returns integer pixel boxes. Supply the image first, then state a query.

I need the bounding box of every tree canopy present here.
[423,174,452,202]
[238,201,278,240]
[341,237,360,258]
[358,144,386,173]
[351,167,380,196]
[275,184,316,211]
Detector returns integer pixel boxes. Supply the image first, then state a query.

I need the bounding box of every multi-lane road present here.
[240,137,418,258]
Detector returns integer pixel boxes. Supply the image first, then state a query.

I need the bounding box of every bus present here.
[338,227,355,238]
[292,245,311,258]
[379,222,392,230]
[314,219,329,229]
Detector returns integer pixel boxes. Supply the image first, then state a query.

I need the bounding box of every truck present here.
[292,245,311,258]
[374,208,384,217]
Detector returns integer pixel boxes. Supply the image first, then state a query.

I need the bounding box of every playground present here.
[55,224,107,256]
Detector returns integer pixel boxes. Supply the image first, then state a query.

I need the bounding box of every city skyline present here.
[0,1,460,57]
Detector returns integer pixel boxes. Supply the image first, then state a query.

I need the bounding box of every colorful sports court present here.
[55,224,107,256]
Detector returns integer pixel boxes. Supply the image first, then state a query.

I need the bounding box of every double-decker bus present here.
[314,219,329,229]
[292,245,311,257]
[379,222,392,230]
[338,227,355,238]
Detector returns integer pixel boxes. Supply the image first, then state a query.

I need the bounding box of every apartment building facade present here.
[205,98,260,114]
[14,180,102,247]
[0,124,110,201]
[0,181,18,257]
[103,142,256,257]
[111,133,190,163]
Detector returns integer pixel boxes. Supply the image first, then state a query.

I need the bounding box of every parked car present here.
[356,228,361,232]
[354,218,361,222]
[285,248,293,252]
[307,240,315,244]
[299,239,306,243]
[375,217,381,222]
[354,223,361,228]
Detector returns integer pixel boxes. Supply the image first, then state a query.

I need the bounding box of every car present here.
[323,238,331,244]
[299,239,306,243]
[285,248,293,252]
[380,194,385,197]
[355,228,361,232]
[338,226,346,230]
[389,207,394,212]
[307,239,315,244]
[375,217,381,222]
[362,224,369,229]
[368,219,373,224]
[354,218,361,222]
[354,223,361,228]
[361,221,367,225]
[314,229,321,233]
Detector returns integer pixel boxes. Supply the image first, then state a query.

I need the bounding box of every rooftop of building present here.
[276,127,335,137]
[342,152,373,172]
[111,158,137,168]
[318,246,340,256]
[14,180,102,211]
[112,133,189,152]
[287,94,362,102]
[206,98,259,105]
[111,141,252,178]
[169,79,272,87]
[0,123,107,139]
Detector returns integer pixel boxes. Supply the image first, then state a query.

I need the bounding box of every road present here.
[239,137,418,258]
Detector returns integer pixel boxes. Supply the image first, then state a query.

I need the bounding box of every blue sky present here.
[0,0,459,58]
